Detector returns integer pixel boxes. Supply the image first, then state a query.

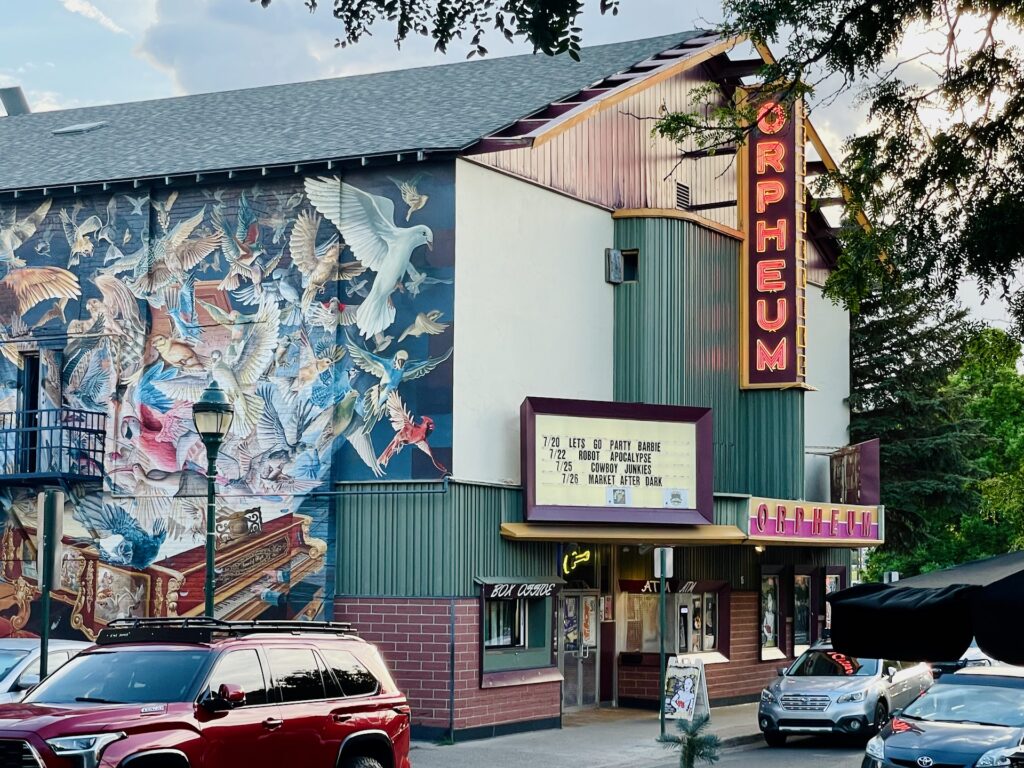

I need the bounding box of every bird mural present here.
[58,207,103,267]
[403,269,452,297]
[288,330,344,393]
[123,194,149,217]
[378,391,447,474]
[0,265,80,318]
[398,310,449,343]
[387,173,431,221]
[214,193,279,295]
[0,199,52,270]
[154,299,279,437]
[153,191,178,233]
[307,297,359,332]
[72,498,169,570]
[346,340,453,429]
[107,205,219,309]
[287,208,366,311]
[305,178,432,338]
[0,170,453,631]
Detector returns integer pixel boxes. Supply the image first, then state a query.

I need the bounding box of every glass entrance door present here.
[559,591,599,710]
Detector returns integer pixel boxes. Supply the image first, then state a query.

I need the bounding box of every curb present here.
[720,733,764,749]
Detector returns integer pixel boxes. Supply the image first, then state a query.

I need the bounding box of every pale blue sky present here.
[0,0,1013,326]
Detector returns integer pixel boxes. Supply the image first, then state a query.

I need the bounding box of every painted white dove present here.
[304,177,433,339]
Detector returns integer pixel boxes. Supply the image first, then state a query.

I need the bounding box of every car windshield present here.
[24,650,210,705]
[788,650,879,677]
[903,683,1024,727]
[0,649,29,679]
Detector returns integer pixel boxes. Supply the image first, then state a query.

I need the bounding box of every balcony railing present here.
[0,408,106,484]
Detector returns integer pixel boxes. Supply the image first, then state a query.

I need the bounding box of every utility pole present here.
[38,489,58,679]
[657,547,669,741]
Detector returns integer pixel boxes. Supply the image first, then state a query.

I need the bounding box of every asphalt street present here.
[717,736,865,768]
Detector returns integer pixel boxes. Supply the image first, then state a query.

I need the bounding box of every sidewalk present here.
[410,703,762,768]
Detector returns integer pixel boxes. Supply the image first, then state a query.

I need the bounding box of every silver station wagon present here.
[758,642,933,746]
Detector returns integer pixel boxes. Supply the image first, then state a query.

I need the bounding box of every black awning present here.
[828,551,1024,664]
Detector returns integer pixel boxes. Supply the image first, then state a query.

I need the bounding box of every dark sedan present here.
[863,667,1024,768]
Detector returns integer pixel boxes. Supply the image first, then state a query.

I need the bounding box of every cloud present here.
[61,0,128,35]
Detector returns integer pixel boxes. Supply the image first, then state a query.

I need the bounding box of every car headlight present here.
[47,732,125,768]
[976,747,1016,767]
[865,734,885,760]
[760,688,778,705]
[837,690,867,703]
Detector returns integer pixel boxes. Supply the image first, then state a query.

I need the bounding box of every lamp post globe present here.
[192,380,233,619]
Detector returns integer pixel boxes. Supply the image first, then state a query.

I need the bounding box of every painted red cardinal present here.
[378,391,447,474]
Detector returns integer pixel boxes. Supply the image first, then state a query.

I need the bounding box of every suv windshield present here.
[25,650,210,704]
[788,650,879,677]
[0,649,29,679]
[903,683,1024,727]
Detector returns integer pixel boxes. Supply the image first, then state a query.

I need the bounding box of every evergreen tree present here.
[850,279,982,573]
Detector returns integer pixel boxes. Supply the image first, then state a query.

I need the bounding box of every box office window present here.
[484,598,526,649]
[480,582,559,675]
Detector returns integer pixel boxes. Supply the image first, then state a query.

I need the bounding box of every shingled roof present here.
[0,31,710,194]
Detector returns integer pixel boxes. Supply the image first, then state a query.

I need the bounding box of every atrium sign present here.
[741,97,808,388]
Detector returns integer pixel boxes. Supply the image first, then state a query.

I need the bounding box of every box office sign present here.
[483,582,561,599]
[521,397,713,525]
[747,496,884,545]
[740,95,808,388]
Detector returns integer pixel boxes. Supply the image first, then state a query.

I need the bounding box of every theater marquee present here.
[521,397,713,525]
[740,95,808,389]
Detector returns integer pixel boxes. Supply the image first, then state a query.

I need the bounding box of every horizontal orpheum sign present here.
[521,397,713,525]
[741,95,807,388]
[746,496,883,544]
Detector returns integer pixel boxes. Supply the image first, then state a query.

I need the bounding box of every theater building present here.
[0,30,880,739]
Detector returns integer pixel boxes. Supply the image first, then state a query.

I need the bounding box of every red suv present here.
[0,618,411,768]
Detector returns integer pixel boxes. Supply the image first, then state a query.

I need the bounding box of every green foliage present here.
[850,279,983,556]
[863,323,1024,578]
[256,0,620,59]
[671,714,721,768]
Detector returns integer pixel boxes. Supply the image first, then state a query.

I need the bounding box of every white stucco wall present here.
[453,160,615,485]
[803,272,852,502]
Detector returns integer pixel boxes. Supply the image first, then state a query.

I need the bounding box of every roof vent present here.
[52,121,108,136]
[0,87,30,116]
[675,182,691,210]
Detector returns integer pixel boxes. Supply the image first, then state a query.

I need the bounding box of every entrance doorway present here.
[559,591,599,710]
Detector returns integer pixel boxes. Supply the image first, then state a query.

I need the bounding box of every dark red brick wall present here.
[452,600,560,730]
[617,591,793,704]
[334,597,559,732]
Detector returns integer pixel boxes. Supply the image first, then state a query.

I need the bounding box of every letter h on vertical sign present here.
[739,94,808,389]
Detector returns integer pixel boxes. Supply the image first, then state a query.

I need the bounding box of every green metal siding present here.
[335,482,557,598]
[613,216,804,497]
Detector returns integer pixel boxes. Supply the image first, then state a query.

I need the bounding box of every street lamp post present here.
[192,381,233,619]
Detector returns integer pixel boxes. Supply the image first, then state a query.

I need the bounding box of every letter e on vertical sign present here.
[740,94,807,388]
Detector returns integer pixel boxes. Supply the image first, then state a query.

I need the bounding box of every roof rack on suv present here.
[96,617,359,646]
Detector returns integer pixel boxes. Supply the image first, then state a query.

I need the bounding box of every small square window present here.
[484,598,526,649]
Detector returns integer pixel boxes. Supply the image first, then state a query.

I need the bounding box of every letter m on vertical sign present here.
[740,95,807,388]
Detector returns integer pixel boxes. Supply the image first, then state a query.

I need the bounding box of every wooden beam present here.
[532,35,745,150]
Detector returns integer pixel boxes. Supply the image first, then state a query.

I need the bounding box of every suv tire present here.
[344,757,385,768]
[764,731,787,747]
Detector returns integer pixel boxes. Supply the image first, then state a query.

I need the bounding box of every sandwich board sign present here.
[663,656,711,722]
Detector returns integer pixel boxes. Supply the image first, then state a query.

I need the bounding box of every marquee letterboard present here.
[521,397,713,525]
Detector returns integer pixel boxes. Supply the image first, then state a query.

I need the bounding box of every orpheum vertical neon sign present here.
[741,98,807,388]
